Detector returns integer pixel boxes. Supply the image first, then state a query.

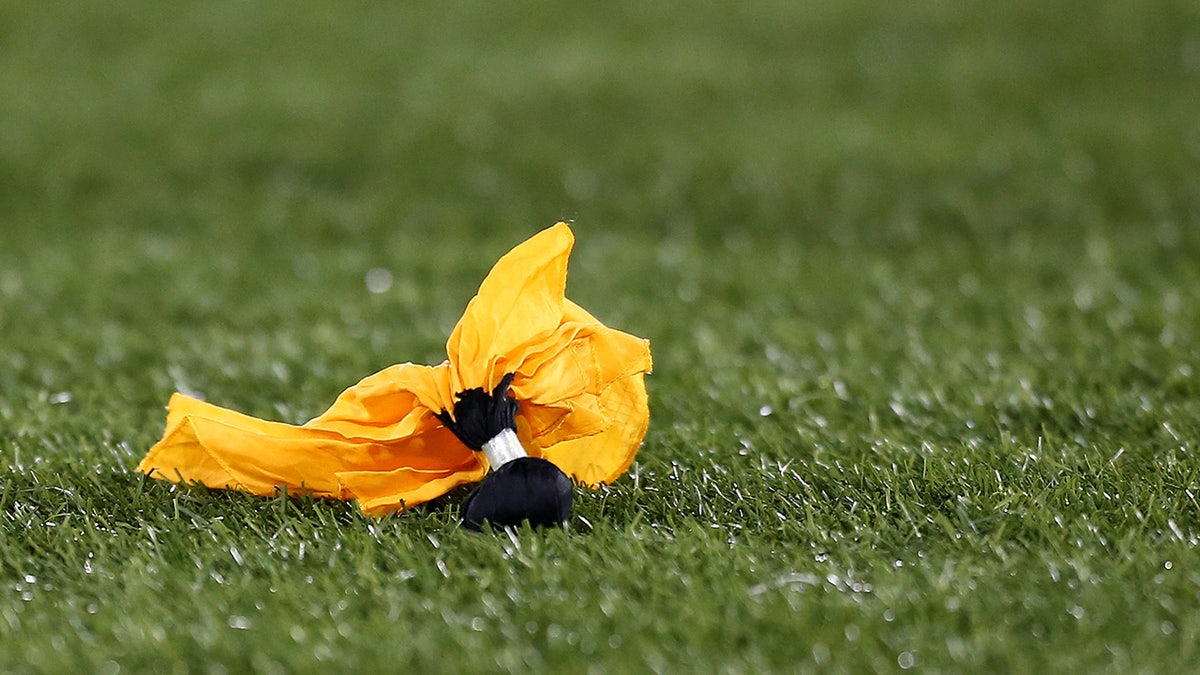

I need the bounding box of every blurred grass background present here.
[2,0,1200,671]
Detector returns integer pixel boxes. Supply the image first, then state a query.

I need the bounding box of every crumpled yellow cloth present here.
[138,223,652,514]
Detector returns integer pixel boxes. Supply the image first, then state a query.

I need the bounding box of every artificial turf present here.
[2,0,1200,671]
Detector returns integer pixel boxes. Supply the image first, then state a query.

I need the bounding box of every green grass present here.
[3,0,1200,671]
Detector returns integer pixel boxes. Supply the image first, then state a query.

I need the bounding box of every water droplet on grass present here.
[812,644,830,664]
[364,268,393,294]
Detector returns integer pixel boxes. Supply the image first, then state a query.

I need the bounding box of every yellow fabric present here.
[137,222,653,515]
